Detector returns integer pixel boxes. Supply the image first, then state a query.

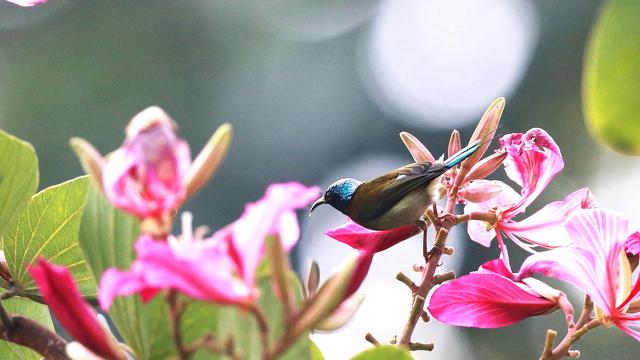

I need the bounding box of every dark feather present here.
[348,161,447,224]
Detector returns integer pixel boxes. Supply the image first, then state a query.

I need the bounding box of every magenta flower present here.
[99,182,320,309]
[465,129,598,257]
[28,258,125,360]
[324,221,420,298]
[102,107,191,219]
[5,0,48,6]
[428,259,571,328]
[516,209,640,340]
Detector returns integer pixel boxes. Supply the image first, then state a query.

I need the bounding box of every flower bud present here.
[400,132,436,163]
[461,97,505,171]
[448,130,461,158]
[464,151,507,183]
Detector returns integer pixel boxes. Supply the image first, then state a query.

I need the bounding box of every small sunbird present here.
[309,140,482,230]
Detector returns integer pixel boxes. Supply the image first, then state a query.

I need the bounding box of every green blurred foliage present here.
[584,0,640,155]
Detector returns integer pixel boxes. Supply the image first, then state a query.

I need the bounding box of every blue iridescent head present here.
[309,178,361,215]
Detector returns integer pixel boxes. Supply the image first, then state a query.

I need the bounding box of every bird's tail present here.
[444,140,481,168]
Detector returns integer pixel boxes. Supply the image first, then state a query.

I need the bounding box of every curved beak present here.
[309,197,326,216]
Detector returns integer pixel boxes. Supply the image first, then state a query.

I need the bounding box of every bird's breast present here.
[362,187,436,230]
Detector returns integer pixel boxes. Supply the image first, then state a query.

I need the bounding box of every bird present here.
[309,140,482,231]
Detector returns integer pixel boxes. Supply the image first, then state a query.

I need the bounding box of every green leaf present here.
[584,0,640,154]
[350,345,413,360]
[218,274,310,360]
[310,340,325,360]
[78,182,218,359]
[0,297,54,359]
[3,176,93,298]
[0,129,38,238]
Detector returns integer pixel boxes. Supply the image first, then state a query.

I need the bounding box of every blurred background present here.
[0,0,638,359]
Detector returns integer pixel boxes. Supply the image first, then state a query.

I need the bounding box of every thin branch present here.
[0,315,70,360]
[365,333,380,346]
[248,305,271,359]
[396,272,418,293]
[167,291,190,360]
[539,329,557,360]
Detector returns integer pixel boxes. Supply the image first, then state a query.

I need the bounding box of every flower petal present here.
[500,128,564,218]
[99,235,253,309]
[225,182,320,285]
[625,231,640,256]
[428,273,556,328]
[29,258,124,360]
[502,188,599,248]
[102,108,192,218]
[325,220,419,253]
[517,209,630,316]
[464,181,520,247]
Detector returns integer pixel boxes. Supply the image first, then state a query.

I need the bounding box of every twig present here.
[433,270,455,285]
[409,342,434,351]
[0,315,70,360]
[539,330,557,360]
[365,333,380,346]
[187,334,240,360]
[248,305,271,359]
[167,291,190,360]
[396,272,418,292]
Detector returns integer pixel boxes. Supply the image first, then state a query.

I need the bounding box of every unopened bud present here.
[462,97,505,170]
[464,151,508,183]
[400,132,436,163]
[448,130,461,158]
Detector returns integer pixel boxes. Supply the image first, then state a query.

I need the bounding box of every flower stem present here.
[540,296,599,360]
[167,291,190,360]
[248,305,271,359]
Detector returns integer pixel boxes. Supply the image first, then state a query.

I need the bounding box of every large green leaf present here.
[583,0,640,154]
[0,297,54,359]
[3,176,93,298]
[218,274,310,360]
[350,345,413,360]
[78,182,218,359]
[0,129,38,238]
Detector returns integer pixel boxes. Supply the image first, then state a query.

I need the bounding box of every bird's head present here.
[309,178,361,215]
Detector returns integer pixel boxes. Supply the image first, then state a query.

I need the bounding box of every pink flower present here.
[99,182,320,309]
[428,259,571,328]
[465,129,598,258]
[516,209,640,340]
[5,0,48,6]
[103,107,191,219]
[28,258,125,360]
[325,221,420,254]
[323,221,420,298]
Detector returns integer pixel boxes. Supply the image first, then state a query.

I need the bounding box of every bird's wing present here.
[352,162,447,223]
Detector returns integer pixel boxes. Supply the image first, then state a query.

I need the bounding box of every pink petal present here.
[478,258,514,278]
[459,180,504,203]
[5,0,48,6]
[102,109,191,218]
[464,181,520,247]
[625,231,640,256]
[517,209,630,317]
[615,314,640,342]
[428,273,556,328]
[99,235,253,309]
[325,220,420,253]
[220,182,321,286]
[500,128,564,218]
[29,258,123,360]
[343,252,374,301]
[502,188,599,248]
